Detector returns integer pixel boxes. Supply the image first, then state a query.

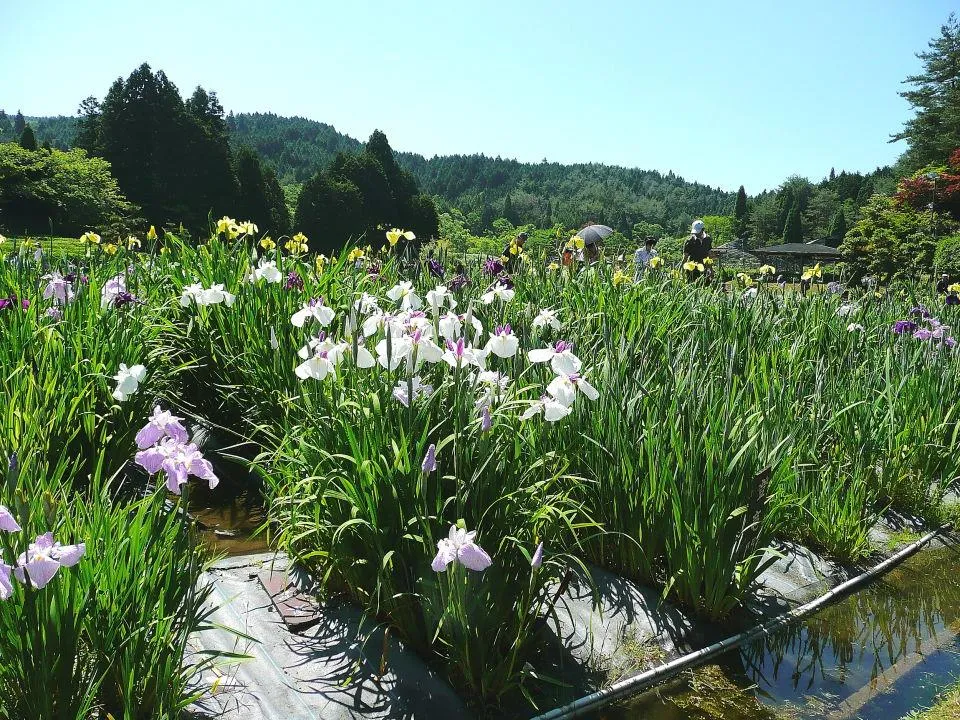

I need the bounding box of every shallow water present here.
[188,455,270,556]
[594,543,960,720]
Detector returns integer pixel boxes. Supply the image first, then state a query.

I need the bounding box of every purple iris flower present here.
[945,336,958,348]
[892,320,918,335]
[136,406,190,449]
[554,340,574,353]
[285,271,304,291]
[827,281,842,294]
[45,307,62,320]
[0,295,28,310]
[494,273,514,290]
[0,505,20,532]
[14,532,86,589]
[531,542,544,569]
[449,274,470,291]
[481,405,492,432]
[431,525,492,572]
[135,438,219,494]
[367,262,382,279]
[947,294,959,307]
[421,444,437,473]
[483,258,504,276]
[426,259,445,279]
[910,305,932,319]
[0,562,12,600]
[113,291,138,308]
[914,328,934,341]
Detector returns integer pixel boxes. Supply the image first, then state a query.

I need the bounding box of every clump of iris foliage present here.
[2,222,958,716]
[0,236,225,720]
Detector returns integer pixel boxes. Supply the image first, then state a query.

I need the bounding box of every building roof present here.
[754,243,843,257]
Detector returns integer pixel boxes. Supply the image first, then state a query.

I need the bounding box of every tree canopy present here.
[893,13,960,171]
[74,63,238,232]
[0,143,137,236]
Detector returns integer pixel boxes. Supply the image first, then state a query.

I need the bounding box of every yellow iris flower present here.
[612,269,632,286]
[435,237,451,250]
[347,247,365,263]
[758,264,776,275]
[703,256,714,266]
[948,283,960,293]
[648,256,663,269]
[126,236,141,250]
[260,237,276,251]
[146,225,157,241]
[386,228,416,246]
[736,272,755,287]
[683,260,704,273]
[216,216,239,238]
[547,262,560,271]
[80,231,101,245]
[103,243,118,255]
[237,221,258,236]
[801,263,823,281]
[315,254,329,273]
[285,232,309,255]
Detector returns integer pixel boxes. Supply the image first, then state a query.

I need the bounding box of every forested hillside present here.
[0,110,737,234]
[0,107,893,240]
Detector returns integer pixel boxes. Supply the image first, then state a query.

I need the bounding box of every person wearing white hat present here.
[684,219,712,265]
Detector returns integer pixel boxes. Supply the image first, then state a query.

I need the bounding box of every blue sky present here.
[0,1,953,192]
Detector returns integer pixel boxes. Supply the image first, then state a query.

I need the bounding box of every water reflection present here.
[595,543,960,719]
[189,454,270,556]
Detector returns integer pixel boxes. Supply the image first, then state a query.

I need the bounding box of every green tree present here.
[802,187,840,240]
[748,194,779,248]
[329,151,394,235]
[782,207,803,244]
[840,194,949,280]
[77,63,238,232]
[234,146,289,235]
[293,171,364,252]
[732,185,748,239]
[13,110,25,136]
[502,193,519,225]
[631,220,665,240]
[702,215,734,243]
[934,233,960,275]
[18,126,37,151]
[0,144,137,235]
[893,14,960,169]
[828,209,847,242]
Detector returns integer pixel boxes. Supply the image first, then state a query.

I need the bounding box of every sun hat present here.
[692,220,705,233]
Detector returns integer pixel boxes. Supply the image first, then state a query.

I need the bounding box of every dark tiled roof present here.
[754,243,843,257]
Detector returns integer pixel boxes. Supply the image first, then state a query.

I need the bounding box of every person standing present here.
[683,220,712,264]
[633,236,659,277]
[936,273,952,294]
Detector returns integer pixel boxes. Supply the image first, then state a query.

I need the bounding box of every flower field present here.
[1,224,959,717]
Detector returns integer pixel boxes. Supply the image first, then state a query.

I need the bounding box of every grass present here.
[903,682,960,719]
[5,235,87,257]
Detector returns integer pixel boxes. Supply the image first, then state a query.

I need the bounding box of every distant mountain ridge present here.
[0,110,736,233]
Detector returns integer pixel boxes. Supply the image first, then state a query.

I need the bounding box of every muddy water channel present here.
[188,451,270,556]
[597,543,960,720]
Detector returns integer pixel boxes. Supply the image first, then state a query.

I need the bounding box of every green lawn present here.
[7,235,86,256]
